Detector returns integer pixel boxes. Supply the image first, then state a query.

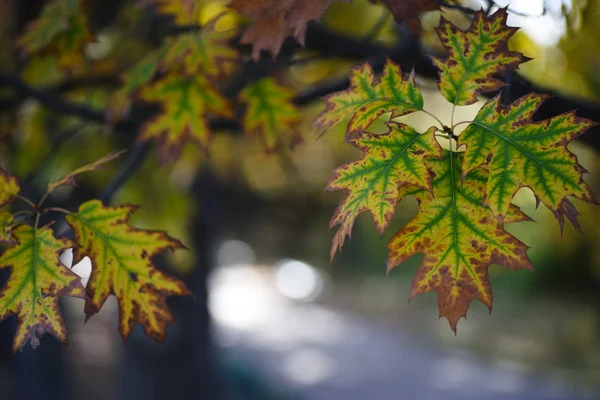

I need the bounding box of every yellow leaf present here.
[66,200,191,342]
[0,225,85,352]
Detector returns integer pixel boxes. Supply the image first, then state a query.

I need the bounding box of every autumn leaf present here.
[0,225,85,352]
[0,168,20,207]
[239,77,301,151]
[313,60,424,138]
[229,0,350,60]
[369,0,439,33]
[161,24,239,78]
[433,8,528,106]
[387,151,533,332]
[139,74,233,161]
[0,212,14,244]
[17,0,92,71]
[66,200,191,342]
[328,122,440,259]
[459,93,598,229]
[46,150,125,195]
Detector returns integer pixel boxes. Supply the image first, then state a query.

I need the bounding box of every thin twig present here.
[16,195,37,211]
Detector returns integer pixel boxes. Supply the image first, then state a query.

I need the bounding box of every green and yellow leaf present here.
[313,60,424,137]
[0,225,85,352]
[328,122,441,259]
[239,77,301,151]
[0,168,20,207]
[66,200,191,342]
[459,93,597,228]
[433,8,528,106]
[139,74,233,161]
[387,151,532,331]
[161,27,239,77]
[17,0,92,71]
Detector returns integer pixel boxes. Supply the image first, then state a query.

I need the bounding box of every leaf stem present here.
[452,120,473,131]
[12,210,34,222]
[16,195,37,211]
[421,110,446,128]
[43,207,72,215]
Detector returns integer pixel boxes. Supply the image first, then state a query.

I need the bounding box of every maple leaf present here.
[313,60,425,138]
[328,122,440,259]
[0,168,20,207]
[66,200,191,342]
[0,213,14,244]
[229,0,350,60]
[0,225,85,352]
[139,74,233,161]
[160,22,239,78]
[369,0,439,33]
[46,150,125,195]
[387,151,533,332]
[239,77,302,151]
[433,8,528,106]
[17,0,92,71]
[459,93,598,229]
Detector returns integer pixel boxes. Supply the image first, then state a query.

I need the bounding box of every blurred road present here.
[209,263,597,400]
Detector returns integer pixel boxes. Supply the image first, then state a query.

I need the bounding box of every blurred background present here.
[1,0,600,399]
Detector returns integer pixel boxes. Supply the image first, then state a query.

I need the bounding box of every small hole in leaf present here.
[129,272,138,282]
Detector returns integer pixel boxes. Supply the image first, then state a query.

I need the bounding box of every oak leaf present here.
[328,122,440,259]
[0,225,85,352]
[17,0,93,71]
[161,27,239,77]
[433,8,528,106]
[459,93,598,229]
[313,60,424,138]
[387,151,533,331]
[229,0,351,60]
[66,200,191,342]
[139,74,233,161]
[239,77,301,151]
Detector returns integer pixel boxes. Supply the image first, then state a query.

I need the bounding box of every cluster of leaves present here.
[316,9,597,331]
[3,0,597,351]
[0,152,191,352]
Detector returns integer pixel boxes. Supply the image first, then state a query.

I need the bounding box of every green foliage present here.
[0,0,597,351]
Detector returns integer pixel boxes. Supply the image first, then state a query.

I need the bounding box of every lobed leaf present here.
[229,0,351,60]
[387,151,533,332]
[328,123,440,259]
[0,225,85,352]
[313,60,424,138]
[239,77,302,151]
[139,74,233,161]
[432,8,528,106]
[161,27,239,78]
[66,200,191,343]
[17,0,92,72]
[460,93,598,229]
